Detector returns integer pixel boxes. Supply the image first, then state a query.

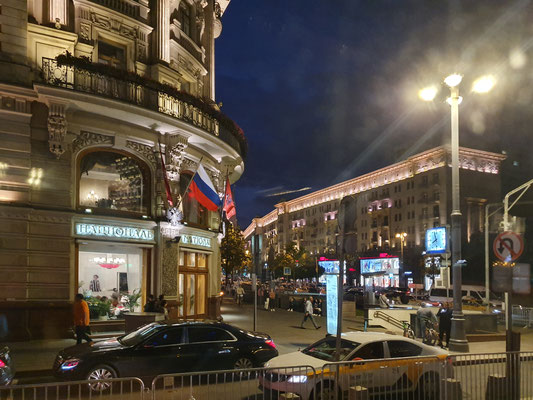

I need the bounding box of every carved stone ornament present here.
[180,157,197,173]
[167,137,189,180]
[48,113,67,158]
[72,131,114,154]
[126,140,157,165]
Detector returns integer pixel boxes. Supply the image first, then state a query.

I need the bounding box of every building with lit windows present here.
[244,146,505,287]
[0,0,244,340]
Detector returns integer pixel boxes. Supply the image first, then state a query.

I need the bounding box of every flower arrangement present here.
[54,52,247,157]
[124,289,142,312]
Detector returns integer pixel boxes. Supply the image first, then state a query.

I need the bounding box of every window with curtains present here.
[79,150,150,215]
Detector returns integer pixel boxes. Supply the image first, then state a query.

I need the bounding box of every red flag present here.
[158,143,174,207]
[223,177,237,224]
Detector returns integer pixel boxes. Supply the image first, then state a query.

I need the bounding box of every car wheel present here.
[86,364,117,392]
[233,357,254,370]
[416,372,440,400]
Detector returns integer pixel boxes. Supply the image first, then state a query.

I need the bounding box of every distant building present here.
[244,146,505,287]
[0,0,244,340]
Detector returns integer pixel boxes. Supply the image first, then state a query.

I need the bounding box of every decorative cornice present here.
[47,103,68,158]
[72,131,114,154]
[126,140,157,165]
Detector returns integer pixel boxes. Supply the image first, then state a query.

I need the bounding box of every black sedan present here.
[53,321,278,384]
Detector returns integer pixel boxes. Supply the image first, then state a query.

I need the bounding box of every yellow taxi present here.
[259,332,451,400]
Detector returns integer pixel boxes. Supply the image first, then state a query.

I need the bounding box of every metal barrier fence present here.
[151,365,317,400]
[512,305,533,328]
[0,377,145,400]
[2,351,533,400]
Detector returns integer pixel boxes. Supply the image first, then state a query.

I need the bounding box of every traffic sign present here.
[283,267,291,276]
[493,231,524,263]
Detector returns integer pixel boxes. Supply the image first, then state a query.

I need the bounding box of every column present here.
[49,0,68,27]
[155,0,170,63]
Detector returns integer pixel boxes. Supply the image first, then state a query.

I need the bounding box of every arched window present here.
[78,150,150,215]
[180,172,208,227]
[179,1,191,37]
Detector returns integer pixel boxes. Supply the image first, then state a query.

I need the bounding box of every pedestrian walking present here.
[236,285,245,306]
[73,293,92,345]
[300,297,321,329]
[269,289,276,311]
[437,302,453,348]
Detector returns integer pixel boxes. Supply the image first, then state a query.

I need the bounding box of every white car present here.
[259,332,450,400]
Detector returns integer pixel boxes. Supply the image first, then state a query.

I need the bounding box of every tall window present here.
[179,1,191,37]
[178,251,208,318]
[79,150,150,214]
[98,41,126,69]
[180,172,208,227]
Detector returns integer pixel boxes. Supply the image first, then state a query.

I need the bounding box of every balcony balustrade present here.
[41,57,245,157]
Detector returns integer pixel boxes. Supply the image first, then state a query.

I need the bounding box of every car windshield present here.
[302,337,359,361]
[118,323,162,346]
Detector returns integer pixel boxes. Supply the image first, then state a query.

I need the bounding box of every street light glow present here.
[395,232,407,238]
[444,73,463,88]
[472,75,496,93]
[418,86,438,101]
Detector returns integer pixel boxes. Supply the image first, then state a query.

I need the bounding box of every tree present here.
[270,242,319,279]
[220,224,251,281]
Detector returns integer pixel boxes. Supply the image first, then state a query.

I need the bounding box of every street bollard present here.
[485,374,507,400]
[440,378,462,400]
[348,385,369,400]
[280,393,301,399]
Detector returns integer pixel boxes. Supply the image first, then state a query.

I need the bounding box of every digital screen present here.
[326,274,338,335]
[319,260,339,274]
[360,257,400,274]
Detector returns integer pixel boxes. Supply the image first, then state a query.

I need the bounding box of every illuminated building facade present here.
[244,146,505,285]
[0,0,244,339]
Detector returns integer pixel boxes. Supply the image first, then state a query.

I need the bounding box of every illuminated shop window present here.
[78,248,142,320]
[79,150,150,215]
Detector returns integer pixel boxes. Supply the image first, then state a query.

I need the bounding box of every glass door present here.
[178,251,208,318]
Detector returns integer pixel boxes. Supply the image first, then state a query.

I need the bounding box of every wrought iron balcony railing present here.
[41,58,245,157]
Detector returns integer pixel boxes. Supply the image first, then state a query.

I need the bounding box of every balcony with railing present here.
[88,0,146,21]
[40,57,246,157]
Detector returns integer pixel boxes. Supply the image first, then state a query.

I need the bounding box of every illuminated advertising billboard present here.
[360,257,400,274]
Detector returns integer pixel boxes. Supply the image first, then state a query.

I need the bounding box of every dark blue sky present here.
[215,1,533,227]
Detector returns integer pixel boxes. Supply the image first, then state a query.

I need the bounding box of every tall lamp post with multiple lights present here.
[419,74,495,352]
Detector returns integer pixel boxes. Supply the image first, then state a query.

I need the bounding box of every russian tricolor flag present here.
[189,164,221,211]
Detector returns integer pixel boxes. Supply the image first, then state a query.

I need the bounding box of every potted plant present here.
[124,289,142,312]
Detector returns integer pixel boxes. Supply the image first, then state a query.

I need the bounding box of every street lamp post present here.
[444,74,470,353]
[396,232,407,285]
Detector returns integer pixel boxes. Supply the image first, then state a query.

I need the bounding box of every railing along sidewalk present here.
[0,377,145,400]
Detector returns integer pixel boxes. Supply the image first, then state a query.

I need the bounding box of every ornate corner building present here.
[244,146,505,287]
[0,0,244,340]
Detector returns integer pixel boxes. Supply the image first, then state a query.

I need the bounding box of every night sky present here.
[215,1,533,227]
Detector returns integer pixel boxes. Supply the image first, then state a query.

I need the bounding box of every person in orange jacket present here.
[74,293,93,345]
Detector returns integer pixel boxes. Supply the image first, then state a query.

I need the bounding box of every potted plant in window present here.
[124,289,142,312]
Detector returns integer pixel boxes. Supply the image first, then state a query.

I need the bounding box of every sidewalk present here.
[5,298,533,376]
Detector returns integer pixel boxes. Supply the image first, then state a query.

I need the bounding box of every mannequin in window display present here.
[89,275,101,292]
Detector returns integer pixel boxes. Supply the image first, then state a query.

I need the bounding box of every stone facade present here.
[0,0,242,340]
[244,146,505,285]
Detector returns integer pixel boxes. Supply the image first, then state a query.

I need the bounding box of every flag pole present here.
[175,156,204,210]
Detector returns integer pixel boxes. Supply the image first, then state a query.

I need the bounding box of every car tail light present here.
[265,339,276,349]
[0,359,5,368]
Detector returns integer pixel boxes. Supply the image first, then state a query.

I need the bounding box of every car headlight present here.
[287,375,308,383]
[61,358,80,370]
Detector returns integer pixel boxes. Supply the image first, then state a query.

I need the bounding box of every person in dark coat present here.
[437,302,453,348]
[144,294,156,312]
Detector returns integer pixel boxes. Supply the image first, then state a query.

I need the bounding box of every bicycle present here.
[423,321,439,346]
[401,320,415,339]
